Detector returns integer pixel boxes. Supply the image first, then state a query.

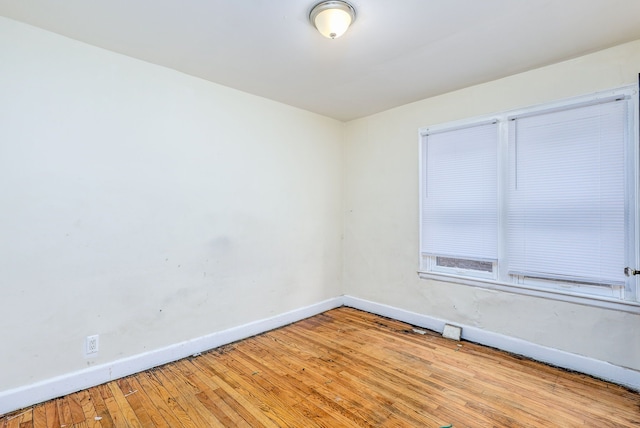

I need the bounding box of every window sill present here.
[417,271,640,314]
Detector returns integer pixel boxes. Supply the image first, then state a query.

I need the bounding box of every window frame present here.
[418,85,640,313]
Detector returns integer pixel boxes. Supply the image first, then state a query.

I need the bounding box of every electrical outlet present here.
[86,335,99,355]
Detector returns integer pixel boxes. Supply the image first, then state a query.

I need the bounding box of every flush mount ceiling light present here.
[309,1,356,39]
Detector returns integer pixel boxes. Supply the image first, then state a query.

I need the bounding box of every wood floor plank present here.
[2,307,639,427]
[151,363,223,426]
[42,400,59,428]
[172,360,250,427]
[287,311,567,426]
[56,398,73,427]
[87,386,114,428]
[65,393,86,425]
[132,371,191,428]
[18,409,32,427]
[197,350,294,427]
[73,390,100,428]
[248,337,382,426]
[120,376,170,428]
[218,352,310,416]
[97,384,129,428]
[138,369,198,428]
[114,378,153,428]
[228,348,351,428]
[4,411,24,428]
[276,325,476,425]
[30,405,46,428]
[107,381,143,428]
[185,358,279,428]
[248,333,400,425]
[195,390,239,427]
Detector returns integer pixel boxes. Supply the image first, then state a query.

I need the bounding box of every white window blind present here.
[421,121,498,261]
[507,99,628,286]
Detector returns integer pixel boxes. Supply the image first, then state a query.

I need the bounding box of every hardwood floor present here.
[2,307,639,427]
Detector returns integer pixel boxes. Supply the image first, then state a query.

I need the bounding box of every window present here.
[420,120,498,280]
[419,86,639,308]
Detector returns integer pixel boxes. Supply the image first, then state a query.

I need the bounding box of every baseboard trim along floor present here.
[0,297,343,415]
[1,294,638,415]
[342,296,640,393]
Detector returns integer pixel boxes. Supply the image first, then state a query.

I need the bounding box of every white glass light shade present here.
[310,1,356,39]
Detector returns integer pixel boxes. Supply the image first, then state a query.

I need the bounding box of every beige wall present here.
[2,13,640,396]
[0,17,344,391]
[344,40,640,372]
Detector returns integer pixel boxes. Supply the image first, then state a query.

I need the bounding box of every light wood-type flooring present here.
[1,307,639,427]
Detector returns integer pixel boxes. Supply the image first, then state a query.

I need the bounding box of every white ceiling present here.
[2,1,640,121]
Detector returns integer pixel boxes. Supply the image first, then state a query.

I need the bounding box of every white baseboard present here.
[342,295,640,391]
[3,294,638,416]
[0,297,343,416]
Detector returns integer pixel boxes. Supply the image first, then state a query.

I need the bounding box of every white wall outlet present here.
[86,334,99,355]
[442,324,462,341]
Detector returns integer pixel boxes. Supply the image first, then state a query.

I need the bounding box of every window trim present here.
[417,270,640,314]
[418,85,640,313]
